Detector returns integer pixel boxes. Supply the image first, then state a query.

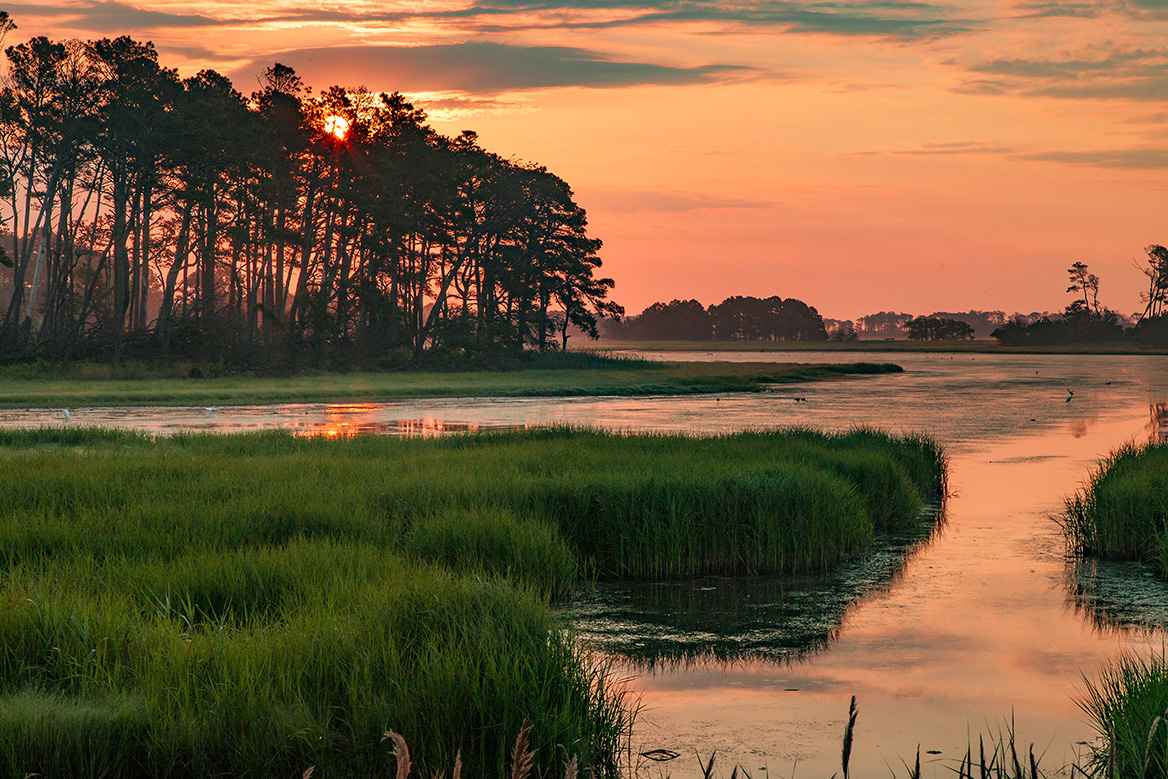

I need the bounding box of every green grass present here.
[1078,651,1168,778]
[0,427,946,778]
[1060,442,1168,575]
[1058,444,1168,777]
[0,360,901,408]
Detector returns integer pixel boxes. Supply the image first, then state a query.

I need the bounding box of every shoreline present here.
[0,361,902,409]
[593,339,1168,355]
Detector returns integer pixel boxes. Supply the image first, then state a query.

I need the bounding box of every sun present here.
[323,115,350,141]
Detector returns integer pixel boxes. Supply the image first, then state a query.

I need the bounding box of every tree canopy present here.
[905,317,975,341]
[609,295,827,341]
[0,31,621,369]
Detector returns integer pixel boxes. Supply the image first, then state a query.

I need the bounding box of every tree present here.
[0,26,621,368]
[630,299,711,340]
[855,311,912,337]
[708,295,827,341]
[905,316,974,340]
[1135,244,1168,324]
[1066,261,1100,314]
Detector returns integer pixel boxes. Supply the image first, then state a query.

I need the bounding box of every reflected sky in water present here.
[5,353,1168,451]
[7,351,1168,777]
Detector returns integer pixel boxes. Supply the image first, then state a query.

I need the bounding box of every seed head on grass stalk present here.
[842,695,858,779]
[384,730,411,779]
[511,721,534,779]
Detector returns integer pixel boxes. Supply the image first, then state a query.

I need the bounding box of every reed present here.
[1078,651,1168,778]
[1059,442,1168,574]
[0,550,629,778]
[0,426,945,778]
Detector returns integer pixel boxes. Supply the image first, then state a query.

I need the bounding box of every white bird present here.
[61,409,71,421]
[204,407,218,414]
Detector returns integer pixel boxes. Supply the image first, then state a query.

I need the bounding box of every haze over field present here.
[4,0,1166,319]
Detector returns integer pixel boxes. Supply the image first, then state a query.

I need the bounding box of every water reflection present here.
[1153,402,1168,441]
[294,418,505,438]
[1066,557,1168,635]
[571,503,945,670]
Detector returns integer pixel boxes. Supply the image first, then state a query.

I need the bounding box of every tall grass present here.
[1060,442,1168,575]
[0,550,627,778]
[1078,651,1168,778]
[0,426,945,777]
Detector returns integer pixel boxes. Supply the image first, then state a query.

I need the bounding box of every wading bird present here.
[1065,389,1074,403]
[61,409,70,421]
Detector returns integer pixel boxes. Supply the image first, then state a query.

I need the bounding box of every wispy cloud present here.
[1007,0,1102,17]
[231,42,754,94]
[955,48,1168,101]
[3,0,220,30]
[895,140,1016,154]
[1016,148,1168,168]
[6,0,975,41]
[863,140,1168,170]
[582,188,773,212]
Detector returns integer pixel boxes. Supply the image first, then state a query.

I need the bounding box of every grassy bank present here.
[0,359,902,408]
[1060,442,1168,575]
[0,427,945,777]
[1058,443,1168,777]
[1077,652,1168,777]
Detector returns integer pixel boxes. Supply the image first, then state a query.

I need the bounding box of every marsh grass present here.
[0,426,945,778]
[1060,442,1168,574]
[1077,651,1168,778]
[0,360,902,408]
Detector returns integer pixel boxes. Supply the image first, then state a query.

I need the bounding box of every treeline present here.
[0,14,620,370]
[826,310,1056,340]
[602,296,829,341]
[992,253,1168,346]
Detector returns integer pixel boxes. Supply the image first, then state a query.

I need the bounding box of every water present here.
[6,351,1168,777]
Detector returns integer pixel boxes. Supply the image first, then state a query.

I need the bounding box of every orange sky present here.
[3,0,1166,320]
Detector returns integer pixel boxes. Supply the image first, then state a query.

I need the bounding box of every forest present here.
[604,295,830,341]
[0,14,621,371]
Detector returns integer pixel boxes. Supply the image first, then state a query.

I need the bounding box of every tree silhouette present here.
[0,26,621,368]
[1066,261,1099,315]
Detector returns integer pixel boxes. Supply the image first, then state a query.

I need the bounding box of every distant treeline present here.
[0,14,620,370]
[825,310,1060,340]
[602,296,830,341]
[991,252,1168,347]
[605,301,1063,342]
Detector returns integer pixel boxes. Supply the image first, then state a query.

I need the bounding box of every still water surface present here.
[8,351,1168,776]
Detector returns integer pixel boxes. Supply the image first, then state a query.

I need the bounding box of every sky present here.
[2,0,1166,320]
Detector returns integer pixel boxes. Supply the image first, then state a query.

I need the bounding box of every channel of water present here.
[5,351,1168,777]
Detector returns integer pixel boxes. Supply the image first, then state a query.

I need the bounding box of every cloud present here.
[956,49,1168,101]
[582,188,773,212]
[4,0,974,43]
[1007,0,1101,17]
[232,42,753,94]
[1016,148,1168,168]
[404,91,537,122]
[1117,0,1168,18]
[894,140,1016,154]
[863,141,1168,170]
[3,0,220,30]
[461,0,976,39]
